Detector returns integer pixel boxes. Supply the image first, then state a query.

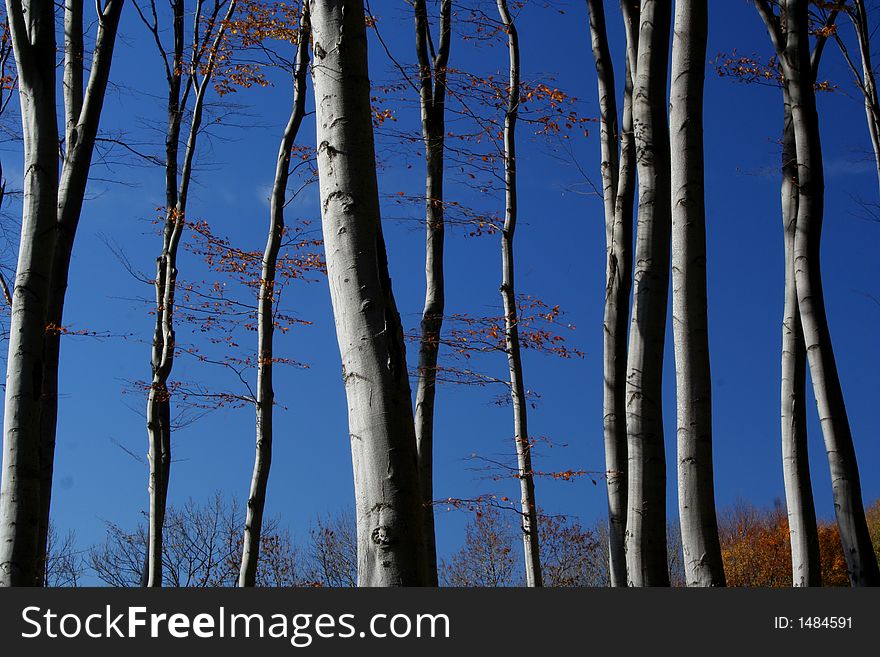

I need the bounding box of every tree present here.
[778,14,839,586]
[39,0,126,587]
[779,77,822,586]
[440,506,603,587]
[494,0,542,588]
[586,0,637,589]
[309,0,429,586]
[717,499,864,587]
[832,0,880,195]
[865,499,880,565]
[715,14,840,587]
[238,0,311,589]
[90,493,302,587]
[669,0,725,587]
[539,514,603,587]
[372,11,587,585]
[755,0,880,586]
[135,0,238,587]
[305,510,358,587]
[43,524,84,587]
[0,0,124,587]
[412,0,452,589]
[0,0,58,587]
[624,0,673,587]
[719,500,792,587]
[440,506,519,587]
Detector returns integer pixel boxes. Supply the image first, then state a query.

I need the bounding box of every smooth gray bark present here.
[0,0,59,587]
[757,0,880,586]
[38,0,124,585]
[781,0,880,587]
[780,91,820,586]
[620,0,641,81]
[758,1,839,588]
[412,0,450,587]
[143,0,236,587]
[669,0,725,587]
[758,2,838,588]
[496,0,541,588]
[309,0,428,587]
[624,0,672,588]
[238,7,310,588]
[586,0,635,589]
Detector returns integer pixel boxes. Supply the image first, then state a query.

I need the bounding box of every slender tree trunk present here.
[145,0,236,587]
[780,90,821,586]
[496,0,541,588]
[412,0,451,587]
[0,0,59,587]
[309,0,428,587]
[756,0,839,589]
[620,0,641,78]
[624,0,672,588]
[37,0,124,585]
[145,0,184,589]
[849,0,880,196]
[238,7,311,588]
[669,0,725,587]
[586,0,635,589]
[779,0,880,586]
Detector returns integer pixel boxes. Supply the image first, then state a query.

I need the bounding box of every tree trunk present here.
[145,0,236,587]
[779,0,880,586]
[586,0,635,589]
[624,0,672,588]
[309,0,428,587]
[412,0,451,587]
[0,0,59,587]
[669,0,725,587]
[780,89,821,586]
[496,0,541,588]
[620,1,641,79]
[755,0,840,589]
[37,0,124,585]
[849,0,880,196]
[238,7,311,588]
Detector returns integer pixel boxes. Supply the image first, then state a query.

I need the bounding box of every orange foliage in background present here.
[718,500,880,587]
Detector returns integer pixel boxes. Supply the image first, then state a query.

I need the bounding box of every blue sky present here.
[2,0,879,582]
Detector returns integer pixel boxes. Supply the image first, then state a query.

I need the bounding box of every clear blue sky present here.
[1,1,878,583]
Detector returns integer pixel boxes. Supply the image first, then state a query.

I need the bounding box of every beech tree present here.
[136,0,238,587]
[624,0,672,587]
[780,74,822,586]
[715,16,840,586]
[586,0,637,588]
[669,0,725,587]
[755,0,880,586]
[494,0,541,588]
[0,0,55,586]
[309,0,429,586]
[0,0,124,586]
[412,0,451,589]
[832,0,880,194]
[238,1,311,589]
